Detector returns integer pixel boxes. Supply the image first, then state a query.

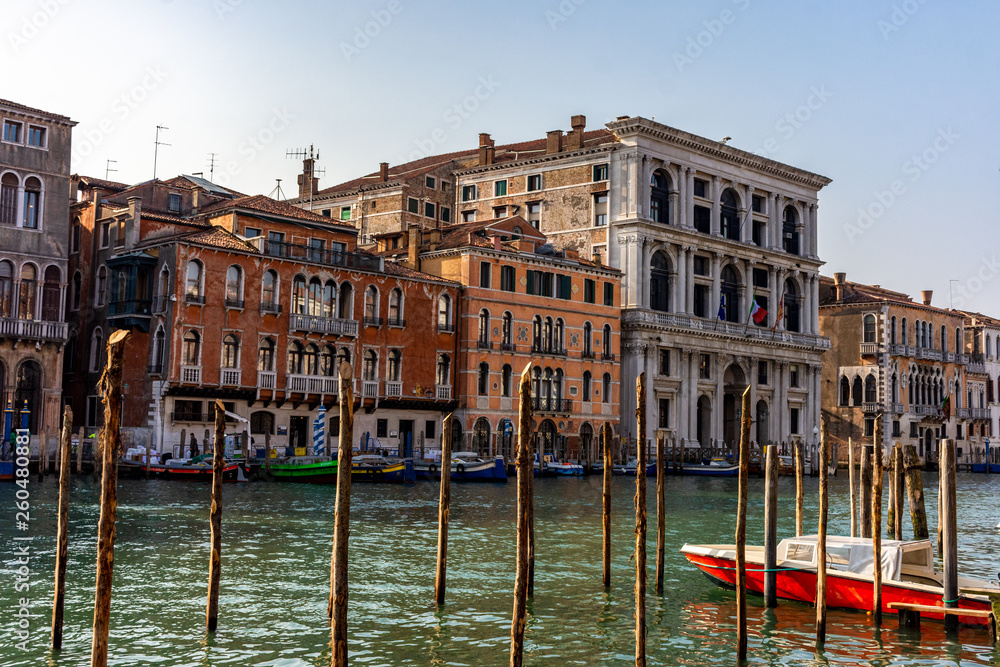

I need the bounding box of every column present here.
[679,350,691,440]
[743,185,755,244]
[812,274,820,333]
[745,259,757,323]
[638,237,649,309]
[710,252,722,321]
[775,361,786,445]
[775,268,787,331]
[669,164,681,227]
[689,350,699,446]
[638,155,651,220]
[715,354,725,446]
[675,245,686,314]
[809,204,818,257]
[771,194,782,249]
[767,266,778,329]
[15,184,24,229]
[801,274,812,334]
[685,247,695,313]
[711,176,721,236]
[748,358,758,444]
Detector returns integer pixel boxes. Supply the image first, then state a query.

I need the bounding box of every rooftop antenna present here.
[153,125,170,179]
[286,145,324,210]
[268,178,286,201]
[206,153,218,182]
[105,159,117,181]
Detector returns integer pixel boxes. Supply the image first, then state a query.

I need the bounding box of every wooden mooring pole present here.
[794,442,803,537]
[941,438,958,633]
[871,419,884,628]
[206,400,225,632]
[329,362,354,667]
[735,386,751,662]
[903,444,928,539]
[816,421,829,646]
[848,437,857,537]
[51,405,72,650]
[764,442,778,608]
[434,413,454,605]
[634,373,648,666]
[892,443,904,540]
[527,421,536,598]
[90,329,129,667]
[510,363,533,667]
[655,431,665,596]
[602,422,612,588]
[860,444,873,539]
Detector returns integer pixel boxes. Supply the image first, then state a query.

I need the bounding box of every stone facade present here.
[959,312,999,461]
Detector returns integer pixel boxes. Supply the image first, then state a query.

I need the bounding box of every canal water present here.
[3,470,1000,665]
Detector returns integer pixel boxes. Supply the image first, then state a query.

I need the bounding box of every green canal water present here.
[3,471,1000,665]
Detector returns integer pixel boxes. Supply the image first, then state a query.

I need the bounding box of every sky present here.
[3,0,998,314]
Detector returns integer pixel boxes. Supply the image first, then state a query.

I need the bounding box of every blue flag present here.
[717,295,725,320]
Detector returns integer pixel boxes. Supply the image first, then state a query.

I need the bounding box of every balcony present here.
[477,340,493,350]
[957,408,969,419]
[386,381,402,397]
[601,352,617,362]
[942,351,955,363]
[436,385,452,400]
[859,342,879,356]
[581,350,595,359]
[621,309,831,350]
[861,402,880,414]
[257,370,276,390]
[387,317,406,328]
[362,381,379,398]
[500,342,515,352]
[290,313,358,337]
[363,316,383,328]
[970,408,991,420]
[255,239,384,272]
[889,402,905,414]
[532,397,573,414]
[225,298,245,310]
[287,374,340,394]
[260,301,282,315]
[438,323,455,334]
[531,344,567,357]
[0,317,68,343]
[185,294,206,305]
[914,405,941,417]
[966,354,986,374]
[914,347,942,362]
[220,368,241,386]
[889,344,910,357]
[181,365,202,383]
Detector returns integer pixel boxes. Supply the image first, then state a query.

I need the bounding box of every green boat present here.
[269,457,338,483]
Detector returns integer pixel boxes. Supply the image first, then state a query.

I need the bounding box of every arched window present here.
[338,282,353,319]
[250,411,275,435]
[22,176,41,229]
[320,345,336,376]
[782,205,800,255]
[71,271,81,311]
[478,308,490,346]
[364,285,379,323]
[436,354,450,387]
[388,288,403,325]
[720,265,740,323]
[502,311,513,348]
[840,376,850,406]
[182,330,201,366]
[362,349,378,381]
[650,170,670,224]
[90,327,104,372]
[257,338,275,371]
[890,316,897,345]
[222,334,240,368]
[323,280,336,318]
[261,269,278,310]
[292,275,307,314]
[437,293,451,329]
[225,265,243,307]
[71,217,81,252]
[0,260,13,316]
[863,314,876,343]
[852,376,863,406]
[286,341,303,375]
[940,326,948,355]
[502,364,512,396]
[387,349,401,382]
[0,173,18,225]
[150,326,166,372]
[303,343,319,375]
[955,327,961,354]
[14,361,41,432]
[901,318,907,345]
[583,370,592,401]
[531,366,542,401]
[554,318,564,352]
[185,260,202,300]
[602,373,612,404]
[305,277,321,317]
[478,362,490,395]
[18,263,36,319]
[583,322,593,357]
[783,278,800,333]
[532,315,542,350]
[472,418,491,457]
[554,368,564,403]
[865,374,877,404]
[603,324,612,359]
[337,347,352,371]
[720,188,740,240]
[41,265,60,321]
[649,250,671,312]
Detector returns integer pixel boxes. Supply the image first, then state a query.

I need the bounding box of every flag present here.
[942,395,950,419]
[772,291,784,330]
[717,294,726,321]
[750,292,767,325]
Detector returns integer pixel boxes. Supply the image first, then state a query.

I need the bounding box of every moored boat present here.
[682,457,739,477]
[535,454,584,477]
[612,457,657,476]
[270,456,338,483]
[413,452,506,482]
[681,535,996,625]
[145,456,244,481]
[352,455,415,483]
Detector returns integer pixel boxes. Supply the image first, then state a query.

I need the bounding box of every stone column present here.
[767,265,778,329]
[675,245,687,314]
[775,361,786,444]
[15,184,25,229]
[745,259,757,324]
[809,204,818,256]
[743,185,755,244]
[638,154,651,220]
[748,357,758,445]
[710,252,722,321]
[715,355,725,446]
[711,176,721,236]
[684,167,694,228]
[679,350,691,440]
[812,273,821,333]
[685,247,695,313]
[669,188,680,228]
[689,351,699,446]
[771,194,782,249]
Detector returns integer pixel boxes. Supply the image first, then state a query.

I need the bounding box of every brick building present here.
[66,175,459,457]
[0,98,75,442]
[957,311,998,459]
[379,216,621,461]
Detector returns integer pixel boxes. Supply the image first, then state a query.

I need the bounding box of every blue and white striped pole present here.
[313,404,326,456]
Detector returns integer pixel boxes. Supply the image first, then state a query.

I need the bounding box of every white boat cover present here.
[784,535,905,581]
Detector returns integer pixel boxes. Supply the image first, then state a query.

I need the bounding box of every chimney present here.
[407,226,422,270]
[921,290,933,306]
[191,188,200,215]
[833,272,846,302]
[297,157,319,199]
[379,162,389,182]
[478,133,495,166]
[567,114,586,150]
[126,195,142,250]
[546,130,564,154]
[493,236,501,251]
[516,239,535,253]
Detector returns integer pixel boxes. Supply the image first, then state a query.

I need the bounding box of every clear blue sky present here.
[4,0,998,313]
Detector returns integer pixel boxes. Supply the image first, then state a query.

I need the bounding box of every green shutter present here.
[526,270,535,295]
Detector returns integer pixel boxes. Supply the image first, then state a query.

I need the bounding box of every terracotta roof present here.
[819,275,961,317]
[954,310,1000,328]
[201,194,350,227]
[137,226,253,253]
[0,98,72,122]
[381,259,460,284]
[311,129,616,198]
[72,175,130,192]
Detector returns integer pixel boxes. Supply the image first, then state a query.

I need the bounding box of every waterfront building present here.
[819,274,969,463]
[377,216,622,461]
[956,311,999,460]
[0,99,75,441]
[65,175,458,457]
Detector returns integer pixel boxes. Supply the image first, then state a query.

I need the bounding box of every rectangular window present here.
[753,221,766,247]
[407,197,419,214]
[425,176,436,189]
[693,178,707,198]
[267,231,285,255]
[527,202,541,228]
[175,400,203,421]
[593,163,609,181]
[494,180,507,196]
[424,202,436,218]
[526,270,535,295]
[309,238,325,261]
[693,205,711,233]
[3,120,22,143]
[603,282,614,306]
[956,424,963,440]
[658,398,670,429]
[480,261,491,288]
[864,418,874,437]
[425,420,436,439]
[493,205,507,219]
[462,184,477,201]
[699,354,711,380]
[541,272,553,297]
[27,126,46,148]
[790,408,800,434]
[790,364,800,388]
[500,265,515,292]
[593,193,608,226]
[892,420,901,438]
[440,206,451,223]
[753,268,769,288]
[377,418,388,438]
[461,210,476,223]
[910,422,918,438]
[757,360,768,385]
[584,279,595,304]
[658,349,670,376]
[557,275,572,300]
[526,174,542,191]
[693,256,708,276]
[244,226,262,238]
[321,209,331,217]
[340,206,351,221]
[693,284,709,318]
[168,193,181,213]
[752,194,764,213]
[86,396,100,428]
[100,221,110,248]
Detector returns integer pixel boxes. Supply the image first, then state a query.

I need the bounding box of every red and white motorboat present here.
[681,535,997,626]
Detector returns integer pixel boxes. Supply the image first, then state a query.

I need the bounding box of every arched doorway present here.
[723,364,747,447]
[472,417,491,457]
[538,419,557,459]
[755,400,769,445]
[498,418,514,462]
[450,419,463,452]
[14,360,41,433]
[579,422,594,463]
[696,395,712,448]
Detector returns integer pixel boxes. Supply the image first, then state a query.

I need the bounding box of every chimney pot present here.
[478,133,494,148]
[379,162,389,183]
[546,130,564,155]
[832,272,846,302]
[570,114,586,130]
[921,290,933,306]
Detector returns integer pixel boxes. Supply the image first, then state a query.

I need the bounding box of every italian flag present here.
[750,293,767,325]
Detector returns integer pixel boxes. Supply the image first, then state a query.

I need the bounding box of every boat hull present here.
[0,460,13,481]
[681,464,739,477]
[414,458,506,482]
[271,460,338,483]
[145,462,241,481]
[971,463,1000,473]
[352,460,415,483]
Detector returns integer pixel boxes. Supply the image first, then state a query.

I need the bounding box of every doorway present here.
[289,416,308,451]
[398,419,414,457]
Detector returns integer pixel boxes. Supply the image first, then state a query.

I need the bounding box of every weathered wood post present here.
[941,438,958,633]
[205,400,225,632]
[51,405,72,650]
[602,422,612,588]
[510,363,533,667]
[735,386,751,662]
[892,442,904,540]
[527,429,537,597]
[434,413,454,605]
[329,362,354,667]
[903,444,928,539]
[794,441,804,537]
[264,432,272,473]
[848,437,857,537]
[860,443,873,539]
[655,431,665,596]
[634,373,647,666]
[816,421,829,646]
[76,427,83,474]
[764,442,779,607]
[872,419,884,627]
[90,329,129,667]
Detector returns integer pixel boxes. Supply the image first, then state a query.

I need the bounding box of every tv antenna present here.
[153,125,170,179]
[207,153,218,182]
[268,178,286,201]
[105,159,117,180]
[286,145,324,209]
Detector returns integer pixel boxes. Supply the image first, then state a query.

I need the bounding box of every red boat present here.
[681,535,996,626]
[144,457,244,481]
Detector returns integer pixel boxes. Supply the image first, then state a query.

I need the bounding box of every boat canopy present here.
[778,535,934,581]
